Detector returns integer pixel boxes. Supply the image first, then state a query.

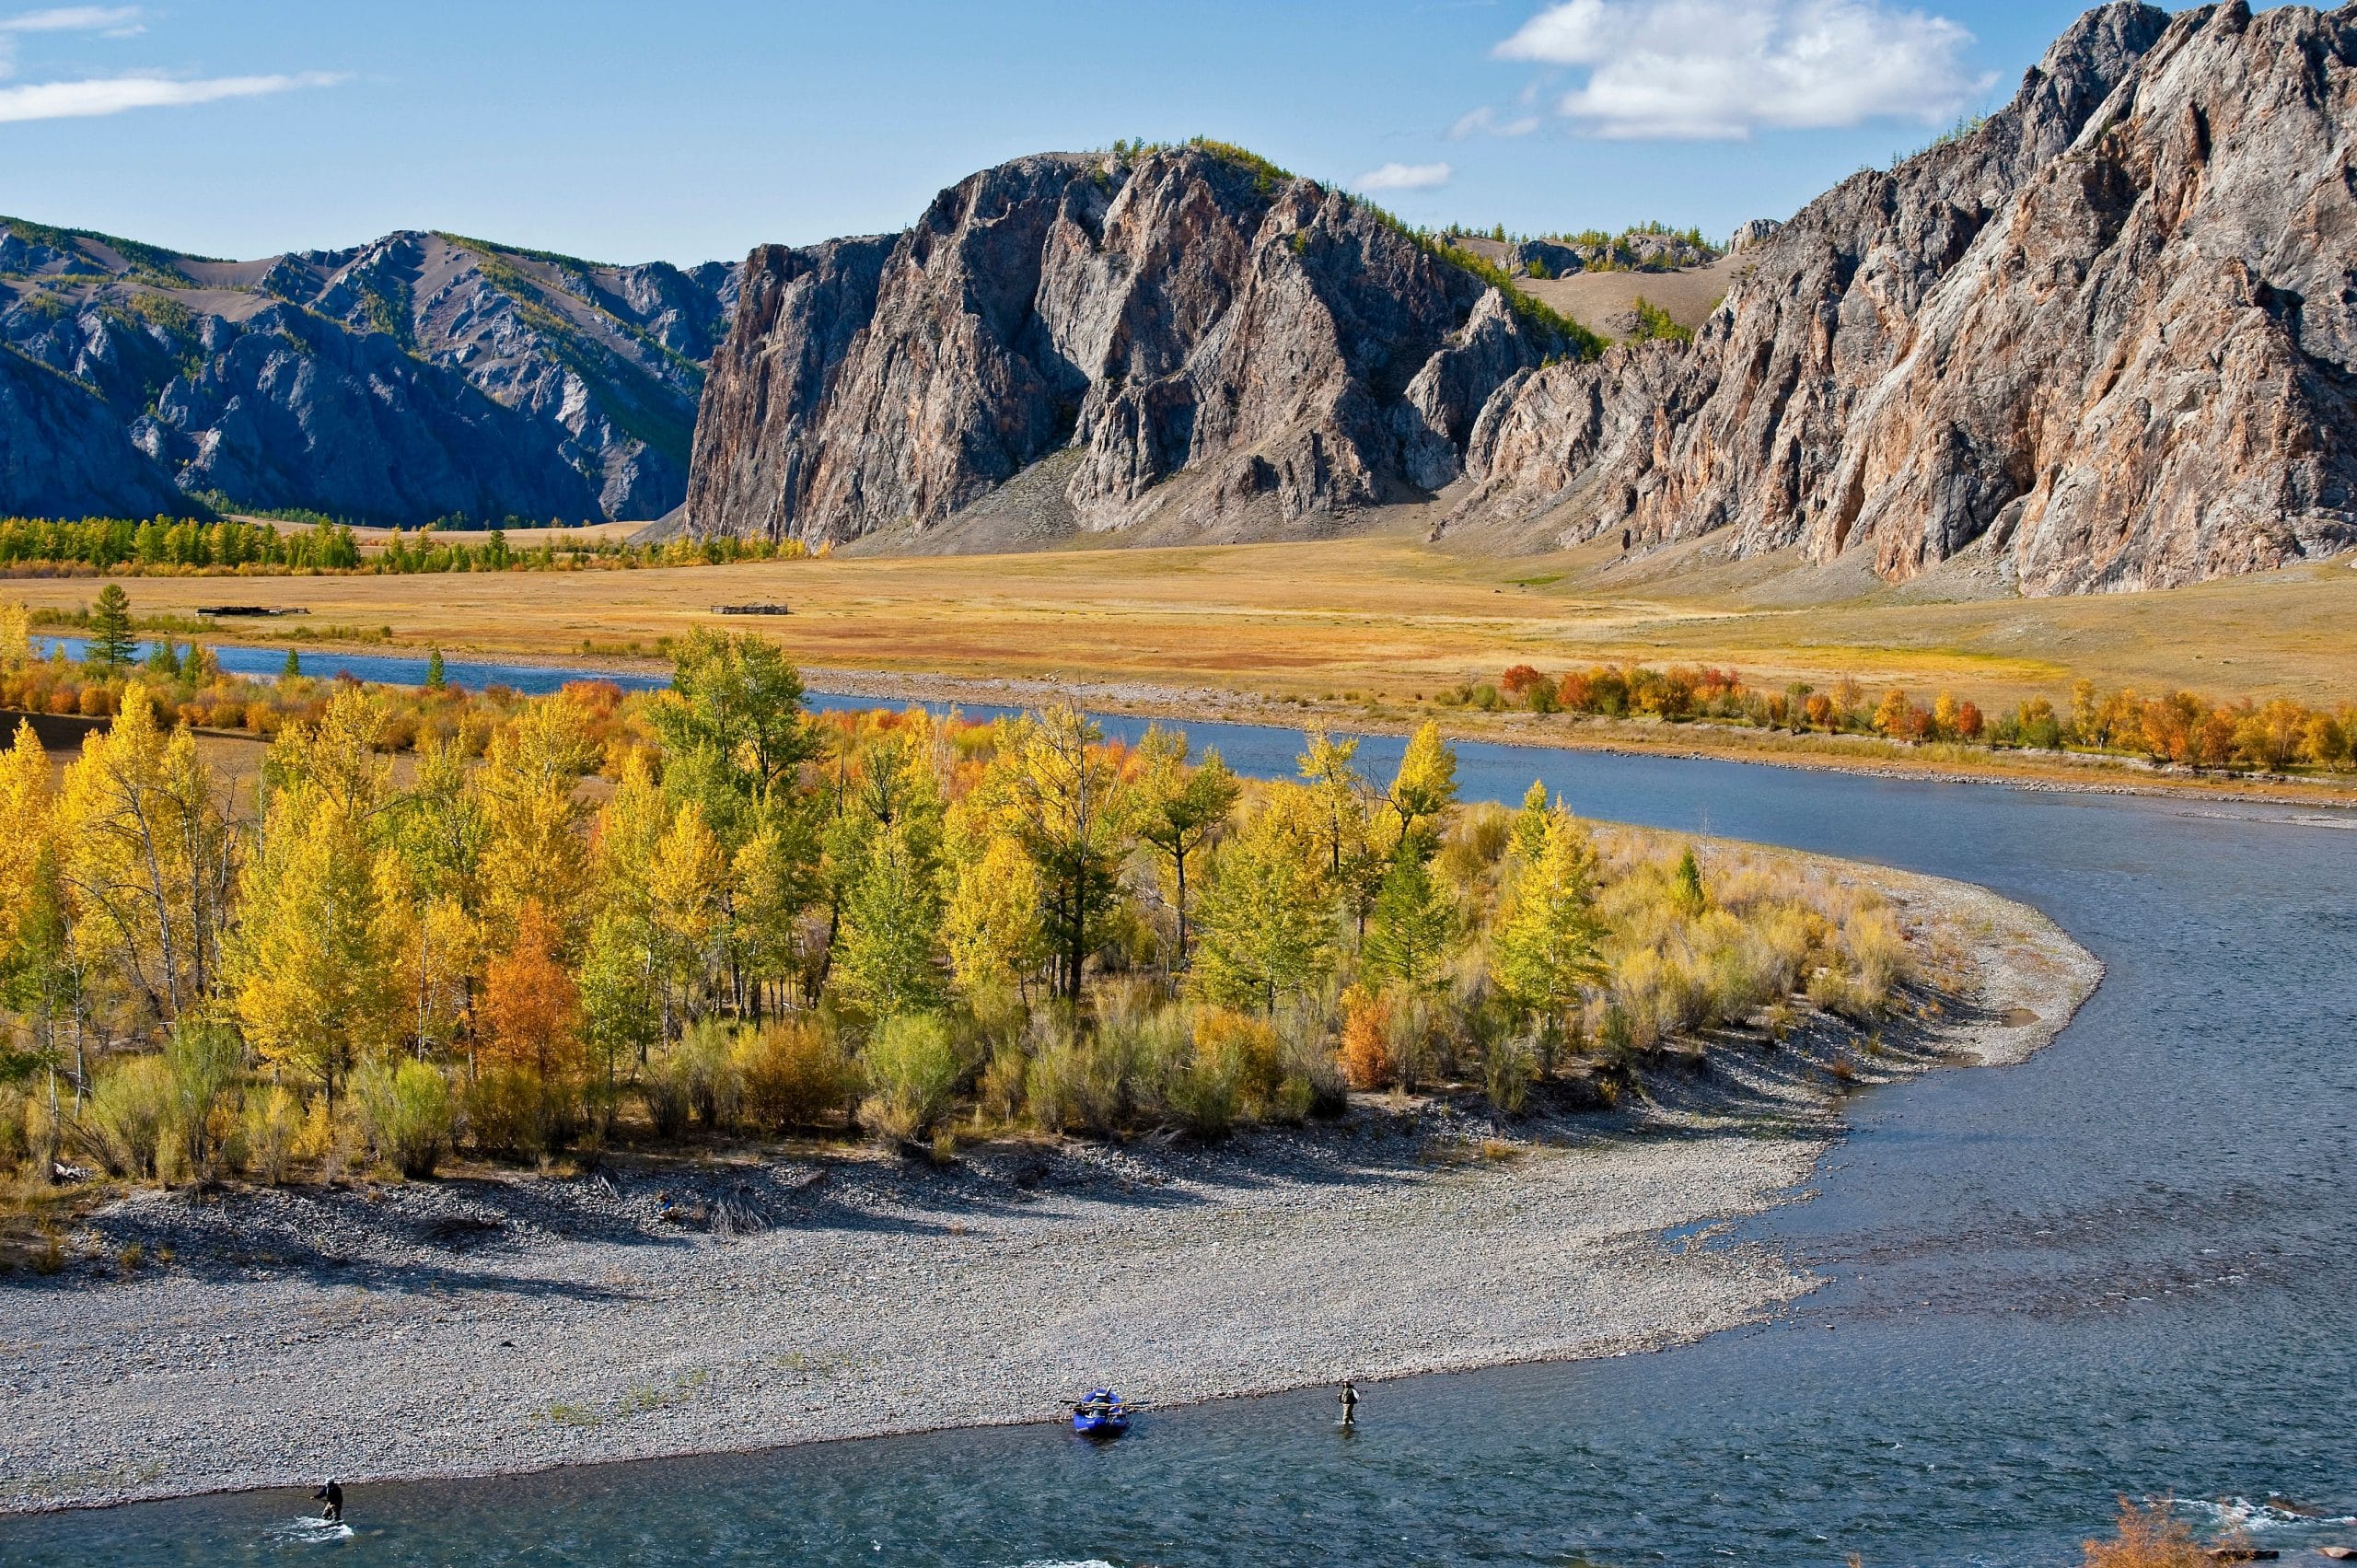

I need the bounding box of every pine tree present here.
[1674,847,1705,915]
[424,647,447,691]
[281,647,302,680]
[88,583,135,668]
[0,599,31,672]
[1510,778,1550,864]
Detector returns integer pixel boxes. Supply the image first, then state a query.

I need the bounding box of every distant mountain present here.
[685,145,1577,550]
[0,222,737,526]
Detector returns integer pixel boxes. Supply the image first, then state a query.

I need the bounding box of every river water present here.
[6,648,2353,1566]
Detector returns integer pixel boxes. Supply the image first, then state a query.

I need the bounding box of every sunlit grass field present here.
[9,533,2351,714]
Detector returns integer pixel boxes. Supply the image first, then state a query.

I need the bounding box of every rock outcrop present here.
[685,147,1572,546]
[1446,1,2357,593]
[0,222,737,524]
[0,344,194,521]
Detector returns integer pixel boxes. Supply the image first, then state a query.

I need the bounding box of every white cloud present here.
[0,6,145,33]
[1448,105,1540,139]
[1493,0,1990,140]
[0,69,343,122]
[1353,160,1454,192]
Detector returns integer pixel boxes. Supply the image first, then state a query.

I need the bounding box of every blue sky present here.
[0,2,2196,265]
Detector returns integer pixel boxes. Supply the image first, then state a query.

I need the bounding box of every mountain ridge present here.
[0,221,739,527]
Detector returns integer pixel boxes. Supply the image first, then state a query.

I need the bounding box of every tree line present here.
[0,627,1912,1201]
[1486,662,2357,776]
[0,517,826,576]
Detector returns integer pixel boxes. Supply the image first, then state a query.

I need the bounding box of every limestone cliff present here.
[684,147,1573,546]
[1446,2,2357,594]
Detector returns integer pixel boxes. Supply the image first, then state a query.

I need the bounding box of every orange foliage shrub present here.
[1338,984,1393,1090]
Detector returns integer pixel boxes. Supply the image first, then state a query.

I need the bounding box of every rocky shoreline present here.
[0,868,2098,1516]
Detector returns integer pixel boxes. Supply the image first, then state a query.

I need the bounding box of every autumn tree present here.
[56,686,235,1026]
[1135,726,1237,965]
[1387,721,1458,857]
[479,899,585,1140]
[1490,807,1608,1049]
[1190,797,1332,1014]
[999,706,1133,1004]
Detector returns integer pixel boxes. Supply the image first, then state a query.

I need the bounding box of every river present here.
[6,645,2353,1565]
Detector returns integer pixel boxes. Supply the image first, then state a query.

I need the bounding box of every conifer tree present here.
[1491,807,1608,1043]
[1360,852,1457,997]
[88,583,135,668]
[1190,806,1332,1014]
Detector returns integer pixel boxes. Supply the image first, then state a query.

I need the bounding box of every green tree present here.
[1674,847,1705,915]
[424,647,447,691]
[835,811,944,1018]
[1135,726,1237,966]
[1360,852,1457,997]
[281,648,302,680]
[1190,807,1332,1014]
[88,583,135,668]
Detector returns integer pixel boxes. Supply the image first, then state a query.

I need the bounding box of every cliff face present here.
[0,224,737,524]
[685,148,1569,546]
[1447,2,2357,594]
[0,344,193,521]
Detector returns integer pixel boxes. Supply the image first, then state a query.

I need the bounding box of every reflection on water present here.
[5,652,2352,1565]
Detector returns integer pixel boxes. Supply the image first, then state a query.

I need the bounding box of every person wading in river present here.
[314,1480,343,1522]
[1339,1379,1360,1427]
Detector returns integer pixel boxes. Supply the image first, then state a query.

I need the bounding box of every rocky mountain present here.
[1444,0,2357,595]
[0,223,737,525]
[684,145,1576,548]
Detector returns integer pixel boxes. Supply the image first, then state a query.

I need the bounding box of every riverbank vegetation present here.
[1481,661,2357,779]
[0,515,820,576]
[0,622,1919,1248]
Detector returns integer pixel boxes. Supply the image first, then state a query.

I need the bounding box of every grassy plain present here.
[10,533,2352,713]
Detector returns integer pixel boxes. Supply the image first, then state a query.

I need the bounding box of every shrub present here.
[734,1016,858,1132]
[860,1014,960,1143]
[462,1065,549,1160]
[1338,985,1393,1090]
[1484,1032,1538,1114]
[353,1058,455,1178]
[653,1020,740,1131]
[86,1054,174,1179]
[2083,1499,2215,1568]
[164,1019,240,1179]
[1193,1008,1281,1110]
[241,1085,302,1183]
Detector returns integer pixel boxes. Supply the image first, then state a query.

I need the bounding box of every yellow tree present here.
[55,686,235,1026]
[1490,807,1608,1056]
[943,831,1045,1001]
[478,694,597,943]
[0,599,29,672]
[649,799,729,1029]
[1387,720,1458,855]
[995,705,1132,1004]
[1190,794,1334,1015]
[1134,726,1238,965]
[230,775,398,1106]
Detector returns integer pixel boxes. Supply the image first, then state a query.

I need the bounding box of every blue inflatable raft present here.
[1070,1388,1131,1437]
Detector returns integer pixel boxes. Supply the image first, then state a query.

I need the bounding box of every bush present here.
[1338,985,1393,1090]
[463,1066,550,1160]
[241,1085,302,1183]
[860,1014,960,1143]
[733,1016,858,1132]
[164,1020,241,1179]
[1484,1032,1538,1114]
[86,1054,174,1179]
[353,1058,455,1178]
[1192,1008,1281,1111]
[649,1020,739,1132]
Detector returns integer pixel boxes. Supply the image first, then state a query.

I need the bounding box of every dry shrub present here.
[859,1014,960,1143]
[0,1086,29,1175]
[85,1054,173,1179]
[2082,1499,2215,1568]
[240,1085,302,1184]
[646,1021,739,1132]
[733,1016,858,1132]
[461,1066,547,1161]
[352,1058,455,1178]
[1193,1008,1281,1109]
[1338,984,1393,1090]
